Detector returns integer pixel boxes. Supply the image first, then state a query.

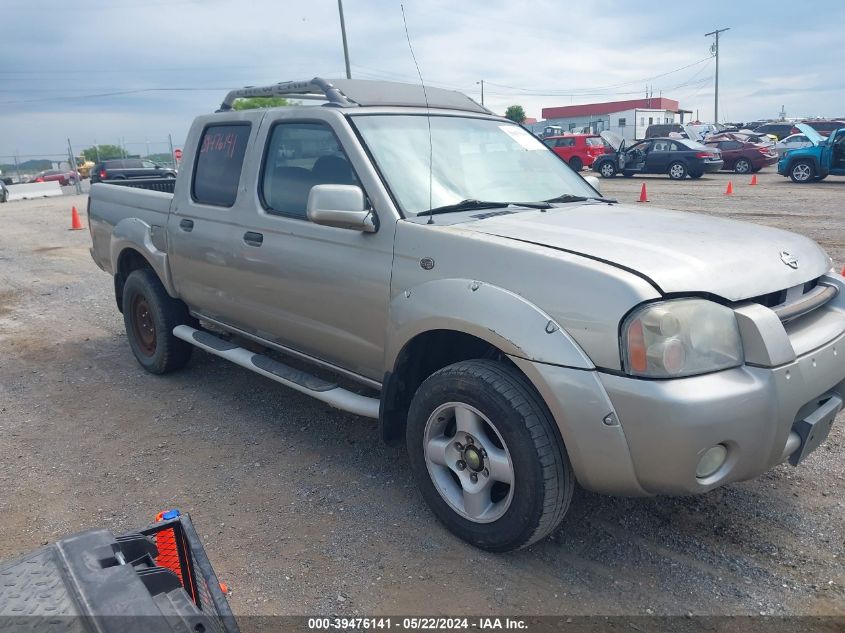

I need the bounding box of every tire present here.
[689,172,703,179]
[815,174,828,181]
[622,171,634,178]
[406,359,574,552]
[597,161,617,178]
[122,268,193,374]
[789,160,814,183]
[668,161,687,180]
[734,158,752,174]
[568,156,583,172]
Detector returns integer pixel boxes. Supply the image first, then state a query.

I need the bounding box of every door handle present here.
[243,231,263,247]
[179,218,194,232]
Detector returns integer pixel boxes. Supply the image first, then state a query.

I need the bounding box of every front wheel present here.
[790,160,815,183]
[406,360,574,552]
[598,161,617,178]
[122,268,194,374]
[668,161,687,180]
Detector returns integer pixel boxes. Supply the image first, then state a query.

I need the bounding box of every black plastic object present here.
[0,513,239,633]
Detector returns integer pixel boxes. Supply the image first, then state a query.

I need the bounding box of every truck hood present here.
[464,204,831,301]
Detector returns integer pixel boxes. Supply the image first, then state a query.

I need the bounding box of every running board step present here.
[173,325,379,418]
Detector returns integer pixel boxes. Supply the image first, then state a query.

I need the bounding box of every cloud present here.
[1,0,844,155]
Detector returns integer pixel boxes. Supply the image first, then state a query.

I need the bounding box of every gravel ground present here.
[0,170,843,617]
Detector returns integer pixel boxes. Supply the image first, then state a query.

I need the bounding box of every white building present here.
[529,97,691,142]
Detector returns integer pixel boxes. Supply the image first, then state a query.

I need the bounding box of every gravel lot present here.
[0,171,843,617]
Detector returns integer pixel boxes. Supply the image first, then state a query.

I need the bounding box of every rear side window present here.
[585,137,604,147]
[193,123,251,207]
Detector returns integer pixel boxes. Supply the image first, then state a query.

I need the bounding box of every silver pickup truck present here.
[89,78,845,552]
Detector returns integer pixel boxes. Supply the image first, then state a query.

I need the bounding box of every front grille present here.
[752,277,837,322]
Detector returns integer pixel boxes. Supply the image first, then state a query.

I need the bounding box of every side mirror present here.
[154,164,161,169]
[584,175,602,194]
[307,184,376,233]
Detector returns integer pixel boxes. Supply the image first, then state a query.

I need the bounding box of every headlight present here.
[622,299,743,378]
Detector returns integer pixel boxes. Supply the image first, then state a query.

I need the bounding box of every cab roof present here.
[218,77,491,115]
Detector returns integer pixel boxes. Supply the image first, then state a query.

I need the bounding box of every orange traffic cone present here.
[70,206,84,230]
[638,182,649,202]
[750,174,758,186]
[725,181,734,195]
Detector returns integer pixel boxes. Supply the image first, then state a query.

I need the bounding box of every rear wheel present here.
[734,158,752,174]
[406,359,574,552]
[668,161,687,180]
[790,160,814,183]
[122,268,193,374]
[689,172,703,179]
[598,161,617,178]
[622,171,634,178]
[568,156,583,171]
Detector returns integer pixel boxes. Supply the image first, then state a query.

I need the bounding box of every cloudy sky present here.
[2,0,843,158]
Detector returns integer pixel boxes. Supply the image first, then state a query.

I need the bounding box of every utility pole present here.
[67,138,82,194]
[477,80,484,106]
[337,0,351,79]
[705,27,730,124]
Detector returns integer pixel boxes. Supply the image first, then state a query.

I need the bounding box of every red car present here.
[543,134,609,171]
[29,169,79,186]
[704,139,777,174]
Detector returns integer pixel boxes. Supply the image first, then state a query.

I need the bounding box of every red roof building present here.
[543,97,680,120]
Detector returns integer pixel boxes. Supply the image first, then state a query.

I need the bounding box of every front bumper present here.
[511,319,845,497]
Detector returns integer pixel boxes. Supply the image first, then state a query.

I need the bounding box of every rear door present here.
[718,140,742,168]
[645,139,671,172]
[168,114,262,325]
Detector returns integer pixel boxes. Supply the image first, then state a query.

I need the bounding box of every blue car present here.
[777,123,845,182]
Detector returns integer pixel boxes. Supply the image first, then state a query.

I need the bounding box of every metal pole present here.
[94,139,100,164]
[476,80,484,106]
[13,153,21,183]
[705,27,729,124]
[168,134,176,169]
[67,138,82,194]
[337,0,351,79]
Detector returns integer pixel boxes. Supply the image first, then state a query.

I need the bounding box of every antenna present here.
[400,4,434,224]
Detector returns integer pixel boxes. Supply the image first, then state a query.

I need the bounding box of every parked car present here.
[0,181,7,203]
[792,120,845,137]
[644,123,687,139]
[28,169,79,186]
[752,122,795,141]
[88,77,845,552]
[773,133,814,157]
[778,123,845,182]
[90,158,176,183]
[708,132,774,147]
[542,134,609,170]
[593,132,723,179]
[704,139,778,173]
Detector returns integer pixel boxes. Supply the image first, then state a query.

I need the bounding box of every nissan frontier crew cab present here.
[88,78,845,552]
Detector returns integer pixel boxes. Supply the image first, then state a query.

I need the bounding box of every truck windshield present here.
[350,115,598,216]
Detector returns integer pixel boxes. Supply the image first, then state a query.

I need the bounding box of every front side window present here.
[193,123,251,207]
[260,122,360,218]
[142,160,157,169]
[350,115,597,215]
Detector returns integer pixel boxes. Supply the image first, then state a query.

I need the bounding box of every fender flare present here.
[110,217,178,298]
[386,278,594,371]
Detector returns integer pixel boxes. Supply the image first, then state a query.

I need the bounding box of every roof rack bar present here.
[217,77,354,111]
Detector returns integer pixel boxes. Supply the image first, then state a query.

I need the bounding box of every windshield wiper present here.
[544,194,617,204]
[418,199,552,217]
